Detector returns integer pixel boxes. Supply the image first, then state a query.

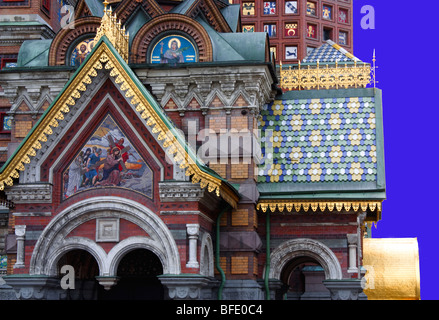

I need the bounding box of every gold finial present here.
[94,0,129,62]
[371,48,378,89]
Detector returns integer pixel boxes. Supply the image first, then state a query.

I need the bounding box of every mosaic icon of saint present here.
[74,43,89,66]
[160,38,185,66]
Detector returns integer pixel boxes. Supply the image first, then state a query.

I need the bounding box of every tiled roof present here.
[258,93,378,185]
[303,40,360,63]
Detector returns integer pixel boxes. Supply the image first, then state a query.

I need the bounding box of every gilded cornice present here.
[257,199,382,217]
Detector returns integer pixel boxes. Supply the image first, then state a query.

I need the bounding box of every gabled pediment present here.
[114,0,164,23]
[172,0,232,33]
[74,0,106,19]
[0,34,239,207]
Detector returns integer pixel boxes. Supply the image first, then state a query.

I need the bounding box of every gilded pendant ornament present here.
[257,200,382,217]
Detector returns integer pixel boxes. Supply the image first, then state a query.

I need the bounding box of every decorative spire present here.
[94,0,129,62]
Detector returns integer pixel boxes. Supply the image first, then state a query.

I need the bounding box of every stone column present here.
[347,233,358,273]
[186,224,200,268]
[14,225,26,269]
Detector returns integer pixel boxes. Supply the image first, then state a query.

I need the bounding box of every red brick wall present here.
[257,211,357,279]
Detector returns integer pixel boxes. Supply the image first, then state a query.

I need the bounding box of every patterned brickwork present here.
[14,120,33,138]
[209,163,226,178]
[231,208,248,226]
[231,163,249,179]
[231,256,248,274]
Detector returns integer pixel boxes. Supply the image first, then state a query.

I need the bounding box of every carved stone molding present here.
[4,275,61,300]
[159,274,219,300]
[0,70,73,111]
[158,181,221,210]
[5,184,52,204]
[135,65,276,114]
[159,181,205,202]
[269,238,343,280]
[323,279,366,300]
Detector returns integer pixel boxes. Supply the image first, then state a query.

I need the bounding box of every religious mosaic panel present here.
[62,114,153,200]
[70,38,97,67]
[150,35,197,66]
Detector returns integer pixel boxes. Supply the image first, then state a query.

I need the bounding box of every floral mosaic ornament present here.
[258,96,377,183]
[0,254,6,270]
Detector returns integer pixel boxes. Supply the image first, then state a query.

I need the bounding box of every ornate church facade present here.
[0,0,419,300]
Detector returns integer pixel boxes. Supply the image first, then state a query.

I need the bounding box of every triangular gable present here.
[172,0,232,33]
[0,36,239,208]
[114,0,164,23]
[74,0,105,19]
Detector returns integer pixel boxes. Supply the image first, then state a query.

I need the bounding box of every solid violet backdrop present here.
[353,0,439,300]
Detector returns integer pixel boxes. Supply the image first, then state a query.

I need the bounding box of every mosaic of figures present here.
[63,115,153,200]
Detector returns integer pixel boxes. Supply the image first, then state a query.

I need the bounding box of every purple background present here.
[353,0,439,300]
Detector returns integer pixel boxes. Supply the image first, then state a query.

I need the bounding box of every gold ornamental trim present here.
[256,200,382,215]
[280,60,371,91]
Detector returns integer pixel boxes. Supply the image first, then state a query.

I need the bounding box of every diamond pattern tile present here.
[258,96,377,183]
[303,40,359,63]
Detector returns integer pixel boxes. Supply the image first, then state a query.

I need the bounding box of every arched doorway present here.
[99,249,164,300]
[281,256,330,300]
[57,249,100,300]
[269,238,343,300]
